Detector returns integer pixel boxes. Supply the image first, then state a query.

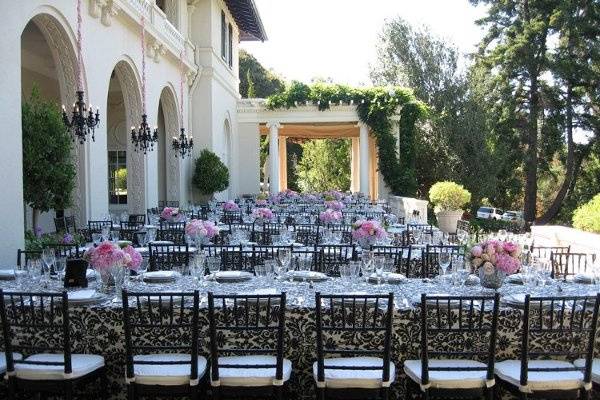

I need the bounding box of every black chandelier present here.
[62,91,100,144]
[172,128,193,158]
[130,16,158,154]
[131,114,158,154]
[62,0,100,144]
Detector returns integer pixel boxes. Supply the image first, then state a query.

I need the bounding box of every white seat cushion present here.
[573,359,600,384]
[495,360,583,393]
[404,359,493,390]
[15,354,104,381]
[132,354,207,386]
[312,356,396,389]
[0,352,22,374]
[212,355,292,387]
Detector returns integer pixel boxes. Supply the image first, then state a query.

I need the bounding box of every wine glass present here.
[190,253,206,282]
[497,229,507,242]
[374,256,386,285]
[438,251,451,277]
[277,249,292,278]
[206,256,221,279]
[41,248,55,281]
[92,233,102,246]
[54,256,67,282]
[27,258,43,287]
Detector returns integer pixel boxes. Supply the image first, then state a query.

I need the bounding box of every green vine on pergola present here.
[265,81,428,196]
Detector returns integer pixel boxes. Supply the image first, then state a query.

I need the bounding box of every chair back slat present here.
[148,243,190,271]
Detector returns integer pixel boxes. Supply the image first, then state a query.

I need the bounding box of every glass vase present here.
[479,266,506,289]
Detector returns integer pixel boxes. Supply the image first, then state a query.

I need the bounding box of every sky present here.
[241,0,488,86]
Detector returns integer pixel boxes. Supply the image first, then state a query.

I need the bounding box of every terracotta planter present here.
[435,210,464,234]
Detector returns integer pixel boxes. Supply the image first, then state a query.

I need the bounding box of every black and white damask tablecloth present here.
[1,275,598,400]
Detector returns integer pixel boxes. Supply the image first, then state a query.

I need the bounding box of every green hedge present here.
[572,194,600,233]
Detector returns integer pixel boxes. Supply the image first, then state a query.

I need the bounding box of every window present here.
[108,150,127,205]
[221,11,227,60]
[228,23,233,67]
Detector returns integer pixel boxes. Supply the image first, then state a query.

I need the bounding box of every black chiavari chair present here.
[291,248,319,271]
[156,229,187,245]
[121,290,206,400]
[326,224,353,244]
[166,201,180,208]
[252,245,294,268]
[148,244,190,272]
[208,292,290,400]
[495,294,600,400]
[16,249,41,267]
[0,290,107,398]
[44,243,80,259]
[120,228,142,246]
[88,220,113,232]
[371,245,412,276]
[159,221,186,231]
[531,245,570,261]
[293,224,320,247]
[221,210,243,225]
[121,221,143,230]
[128,214,146,226]
[405,293,500,399]
[550,252,593,280]
[201,244,245,272]
[316,244,356,277]
[54,216,77,233]
[314,292,395,400]
[420,244,462,279]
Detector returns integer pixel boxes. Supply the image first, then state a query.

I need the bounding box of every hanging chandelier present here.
[62,0,100,144]
[172,128,193,158]
[131,15,158,154]
[172,50,193,158]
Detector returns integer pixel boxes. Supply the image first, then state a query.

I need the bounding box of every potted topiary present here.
[429,181,471,234]
[192,149,230,204]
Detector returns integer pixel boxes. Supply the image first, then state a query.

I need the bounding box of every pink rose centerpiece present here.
[470,239,521,289]
[160,207,181,222]
[185,219,220,245]
[324,200,344,211]
[351,220,387,249]
[319,209,342,224]
[223,200,240,212]
[84,242,141,293]
[252,207,274,224]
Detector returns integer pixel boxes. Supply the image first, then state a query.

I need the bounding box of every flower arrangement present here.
[223,200,240,212]
[160,207,180,221]
[280,189,299,199]
[351,220,387,247]
[324,190,344,201]
[255,193,269,206]
[252,207,274,221]
[470,240,521,276]
[185,219,220,240]
[319,208,342,224]
[324,200,344,211]
[84,241,140,272]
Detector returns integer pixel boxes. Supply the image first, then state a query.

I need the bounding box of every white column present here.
[267,122,281,193]
[359,122,370,196]
[350,137,360,193]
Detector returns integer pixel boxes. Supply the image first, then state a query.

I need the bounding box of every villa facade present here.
[0,0,266,263]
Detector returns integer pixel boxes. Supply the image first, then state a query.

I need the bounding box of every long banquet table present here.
[1,273,598,399]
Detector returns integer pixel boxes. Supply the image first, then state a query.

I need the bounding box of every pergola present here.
[238,99,384,199]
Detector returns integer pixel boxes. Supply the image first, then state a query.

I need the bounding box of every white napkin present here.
[68,290,97,301]
[293,270,325,279]
[0,269,15,278]
[215,271,252,279]
[369,272,406,281]
[143,271,177,279]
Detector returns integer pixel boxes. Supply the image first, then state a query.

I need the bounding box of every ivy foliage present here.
[265,81,427,196]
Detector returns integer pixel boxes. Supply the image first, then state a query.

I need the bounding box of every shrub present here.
[429,181,471,213]
[572,194,600,233]
[192,149,229,195]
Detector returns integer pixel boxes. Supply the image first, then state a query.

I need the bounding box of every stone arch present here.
[21,8,88,226]
[111,58,145,214]
[158,85,181,203]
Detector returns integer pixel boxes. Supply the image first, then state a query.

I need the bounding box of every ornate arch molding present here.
[27,11,87,226]
[113,59,146,214]
[159,86,181,202]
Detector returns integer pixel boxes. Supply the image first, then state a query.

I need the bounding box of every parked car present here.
[502,211,523,222]
[476,207,504,220]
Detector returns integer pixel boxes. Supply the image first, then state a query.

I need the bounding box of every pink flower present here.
[495,253,521,274]
[160,207,180,220]
[122,245,142,271]
[223,200,240,211]
[485,243,496,256]
[252,208,273,221]
[471,245,483,257]
[85,242,125,272]
[502,241,518,254]
[319,209,342,223]
[324,200,344,211]
[185,219,219,239]
[351,220,387,241]
[256,199,268,206]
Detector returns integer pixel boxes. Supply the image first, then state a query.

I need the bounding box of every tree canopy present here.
[22,86,76,230]
[296,139,351,192]
[239,49,286,98]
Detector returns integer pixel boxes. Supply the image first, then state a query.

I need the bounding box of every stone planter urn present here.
[436,210,464,234]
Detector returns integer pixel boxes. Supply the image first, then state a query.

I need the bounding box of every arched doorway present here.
[156,86,180,206]
[20,12,87,231]
[106,60,145,215]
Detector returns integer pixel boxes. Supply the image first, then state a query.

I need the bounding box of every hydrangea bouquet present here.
[252,207,274,222]
[470,239,521,288]
[160,207,181,222]
[319,208,342,224]
[351,220,387,248]
[324,200,344,211]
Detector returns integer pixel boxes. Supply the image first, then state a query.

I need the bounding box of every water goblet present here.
[373,256,386,285]
[111,230,120,243]
[438,251,451,277]
[92,233,103,246]
[27,258,43,287]
[101,226,110,241]
[206,256,221,279]
[54,256,67,281]
[41,248,55,280]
